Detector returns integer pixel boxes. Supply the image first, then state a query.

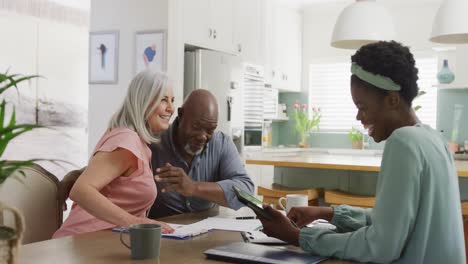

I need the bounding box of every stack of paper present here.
[191,217,262,232]
[162,223,209,239]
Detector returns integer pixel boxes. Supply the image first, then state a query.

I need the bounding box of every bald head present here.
[175,89,219,157]
[182,89,218,121]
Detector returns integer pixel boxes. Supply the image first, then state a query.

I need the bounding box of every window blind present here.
[243,64,265,130]
[309,57,437,132]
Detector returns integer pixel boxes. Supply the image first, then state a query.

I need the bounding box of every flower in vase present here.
[292,100,321,147]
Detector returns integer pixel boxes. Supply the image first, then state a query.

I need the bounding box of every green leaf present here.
[0,72,49,184]
[0,74,40,95]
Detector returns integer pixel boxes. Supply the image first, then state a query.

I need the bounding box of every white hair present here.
[108,70,169,144]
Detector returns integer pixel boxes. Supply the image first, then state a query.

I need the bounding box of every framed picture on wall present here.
[134,30,166,74]
[89,30,119,84]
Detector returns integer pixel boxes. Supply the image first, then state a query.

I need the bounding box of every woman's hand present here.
[287,206,334,228]
[133,217,175,234]
[257,205,300,246]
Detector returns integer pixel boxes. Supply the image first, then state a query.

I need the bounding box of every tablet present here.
[233,186,272,220]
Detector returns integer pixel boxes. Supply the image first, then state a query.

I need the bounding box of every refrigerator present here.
[184,49,243,153]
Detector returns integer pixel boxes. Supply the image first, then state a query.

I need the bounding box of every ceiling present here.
[277,0,442,9]
[48,0,90,10]
[49,0,442,12]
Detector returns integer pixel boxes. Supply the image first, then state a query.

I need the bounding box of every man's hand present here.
[59,167,86,211]
[287,206,334,228]
[257,205,300,246]
[154,163,196,196]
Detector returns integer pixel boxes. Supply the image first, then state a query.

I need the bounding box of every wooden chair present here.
[257,183,320,208]
[324,190,375,208]
[0,163,62,244]
[461,202,468,263]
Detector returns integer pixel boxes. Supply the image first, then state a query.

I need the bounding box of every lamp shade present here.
[331,0,396,49]
[430,0,468,44]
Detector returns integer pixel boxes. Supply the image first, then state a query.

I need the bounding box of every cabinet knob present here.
[237,44,242,53]
[213,29,217,39]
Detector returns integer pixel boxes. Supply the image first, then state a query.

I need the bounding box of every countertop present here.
[244,148,468,177]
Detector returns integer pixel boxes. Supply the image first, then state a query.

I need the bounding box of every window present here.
[309,57,437,131]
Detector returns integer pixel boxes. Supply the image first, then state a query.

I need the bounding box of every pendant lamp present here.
[331,0,396,49]
[430,0,468,44]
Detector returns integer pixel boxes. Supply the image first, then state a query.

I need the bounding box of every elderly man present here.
[59,89,254,218]
[148,89,254,218]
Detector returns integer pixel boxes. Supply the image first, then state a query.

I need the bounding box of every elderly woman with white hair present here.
[54,71,175,238]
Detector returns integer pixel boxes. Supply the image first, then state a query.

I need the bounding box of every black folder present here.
[204,242,328,264]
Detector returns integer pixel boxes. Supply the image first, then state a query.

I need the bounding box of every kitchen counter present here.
[245,148,468,177]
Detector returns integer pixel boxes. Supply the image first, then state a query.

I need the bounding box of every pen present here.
[235,216,257,220]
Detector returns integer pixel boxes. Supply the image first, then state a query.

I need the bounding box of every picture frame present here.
[89,30,119,84]
[134,30,167,74]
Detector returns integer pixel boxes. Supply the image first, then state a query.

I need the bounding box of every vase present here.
[437,59,455,84]
[298,132,309,148]
[448,141,459,155]
[351,140,364,149]
[0,202,23,264]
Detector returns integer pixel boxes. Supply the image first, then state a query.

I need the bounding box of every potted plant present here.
[348,127,364,149]
[292,101,321,148]
[0,72,41,263]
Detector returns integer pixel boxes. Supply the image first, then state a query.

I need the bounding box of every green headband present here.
[351,63,401,91]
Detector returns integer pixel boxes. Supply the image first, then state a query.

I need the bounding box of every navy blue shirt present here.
[148,120,254,218]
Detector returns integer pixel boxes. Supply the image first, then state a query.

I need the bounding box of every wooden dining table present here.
[19,207,354,263]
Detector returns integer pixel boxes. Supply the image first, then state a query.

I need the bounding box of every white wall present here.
[0,11,89,107]
[301,1,441,92]
[89,0,171,154]
[0,9,89,178]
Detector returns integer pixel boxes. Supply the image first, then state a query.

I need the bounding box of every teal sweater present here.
[299,124,465,263]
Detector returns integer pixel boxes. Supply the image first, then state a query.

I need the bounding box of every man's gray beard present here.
[184,144,203,156]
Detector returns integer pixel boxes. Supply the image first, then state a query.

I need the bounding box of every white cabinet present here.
[233,0,264,64]
[262,1,302,92]
[245,164,274,196]
[282,8,302,92]
[182,0,234,54]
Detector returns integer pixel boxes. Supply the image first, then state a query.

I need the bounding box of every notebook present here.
[194,217,262,232]
[162,223,210,239]
[112,223,209,240]
[204,242,328,264]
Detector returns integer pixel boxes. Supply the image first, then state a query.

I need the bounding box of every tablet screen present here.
[234,186,263,208]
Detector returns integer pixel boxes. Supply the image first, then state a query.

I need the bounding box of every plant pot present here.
[351,140,363,150]
[0,202,23,264]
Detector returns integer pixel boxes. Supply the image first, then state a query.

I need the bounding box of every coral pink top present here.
[53,128,157,238]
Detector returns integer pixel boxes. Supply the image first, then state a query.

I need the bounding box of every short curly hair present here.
[351,41,419,106]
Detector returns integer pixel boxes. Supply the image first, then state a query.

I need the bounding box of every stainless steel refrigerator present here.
[183,49,243,153]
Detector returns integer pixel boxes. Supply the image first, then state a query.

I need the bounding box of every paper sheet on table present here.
[190,217,262,232]
[162,223,209,239]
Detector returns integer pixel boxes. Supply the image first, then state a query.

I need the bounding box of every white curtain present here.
[0,0,89,27]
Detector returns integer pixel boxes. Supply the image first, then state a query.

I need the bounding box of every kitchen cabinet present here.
[245,164,274,196]
[263,0,302,92]
[182,0,234,54]
[233,0,264,65]
[282,7,302,92]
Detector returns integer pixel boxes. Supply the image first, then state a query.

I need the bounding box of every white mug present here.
[278,194,308,213]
